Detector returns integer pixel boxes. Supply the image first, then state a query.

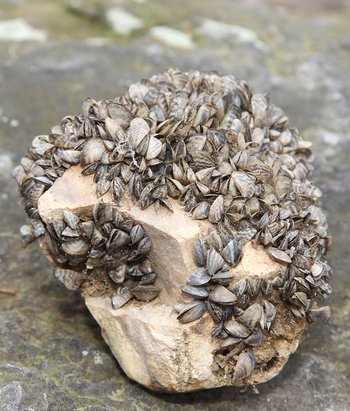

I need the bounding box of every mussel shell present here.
[237,303,263,329]
[233,351,256,381]
[182,285,209,299]
[208,195,224,224]
[209,285,237,305]
[308,306,330,324]
[63,210,80,230]
[224,319,251,338]
[267,247,292,264]
[80,138,105,166]
[62,239,89,255]
[222,239,241,266]
[176,300,207,324]
[193,238,206,266]
[111,288,133,309]
[129,284,160,302]
[109,264,126,284]
[53,267,85,291]
[207,247,225,275]
[187,268,211,286]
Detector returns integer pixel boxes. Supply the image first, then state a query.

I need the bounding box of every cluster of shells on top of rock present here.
[13,69,332,382]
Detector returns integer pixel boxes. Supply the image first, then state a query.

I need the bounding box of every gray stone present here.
[0,152,13,176]
[198,18,268,52]
[0,382,22,411]
[105,7,143,36]
[0,19,46,42]
[0,0,350,409]
[321,130,340,146]
[149,26,195,49]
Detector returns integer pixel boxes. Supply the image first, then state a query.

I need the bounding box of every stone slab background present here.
[0,0,349,410]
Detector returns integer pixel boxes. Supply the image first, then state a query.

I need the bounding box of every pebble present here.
[105,7,143,36]
[93,351,104,365]
[198,18,268,51]
[0,19,47,42]
[0,153,13,175]
[0,381,22,411]
[322,131,340,146]
[86,37,111,47]
[149,26,194,50]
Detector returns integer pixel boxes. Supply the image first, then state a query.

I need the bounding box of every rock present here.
[321,130,340,146]
[0,382,22,411]
[37,164,306,392]
[105,7,143,36]
[85,297,305,392]
[0,152,13,176]
[67,0,104,20]
[0,19,46,42]
[149,26,195,49]
[197,18,268,51]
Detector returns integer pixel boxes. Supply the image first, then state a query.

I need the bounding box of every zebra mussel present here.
[14,69,333,383]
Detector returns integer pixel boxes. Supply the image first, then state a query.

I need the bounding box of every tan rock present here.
[37,165,307,392]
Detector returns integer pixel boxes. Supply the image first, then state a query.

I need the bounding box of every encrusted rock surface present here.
[36,164,304,391]
[13,63,332,391]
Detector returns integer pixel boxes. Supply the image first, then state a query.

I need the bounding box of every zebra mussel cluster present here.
[50,203,160,306]
[13,69,332,381]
